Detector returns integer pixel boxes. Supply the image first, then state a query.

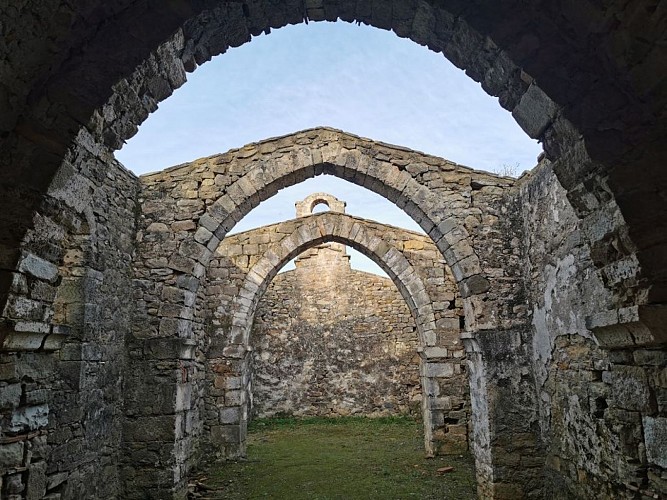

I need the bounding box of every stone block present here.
[167,254,196,274]
[225,390,244,406]
[199,213,221,232]
[511,84,557,139]
[431,396,452,410]
[633,349,666,366]
[0,442,24,469]
[435,317,458,330]
[25,388,49,405]
[219,407,241,424]
[175,383,192,412]
[146,222,169,232]
[1,332,46,351]
[144,338,195,360]
[602,366,655,413]
[437,437,469,455]
[423,362,454,378]
[492,481,525,500]
[210,425,241,445]
[643,416,667,468]
[459,274,490,297]
[422,347,448,359]
[124,415,176,442]
[5,297,45,322]
[25,460,47,500]
[10,404,49,432]
[194,226,213,244]
[158,318,192,338]
[18,253,58,283]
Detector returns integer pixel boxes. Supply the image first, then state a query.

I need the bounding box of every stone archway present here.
[135,128,520,348]
[3,0,664,318]
[3,4,667,498]
[207,210,460,458]
[296,192,345,216]
[129,131,545,497]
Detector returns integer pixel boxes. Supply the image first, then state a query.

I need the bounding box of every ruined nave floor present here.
[189,417,476,499]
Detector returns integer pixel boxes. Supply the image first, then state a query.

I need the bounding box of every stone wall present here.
[135,128,520,336]
[518,161,666,499]
[204,207,470,458]
[0,131,140,499]
[0,127,664,500]
[3,2,667,498]
[251,246,423,418]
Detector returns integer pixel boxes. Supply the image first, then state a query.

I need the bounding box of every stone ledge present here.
[0,322,72,352]
[586,305,667,348]
[141,337,197,360]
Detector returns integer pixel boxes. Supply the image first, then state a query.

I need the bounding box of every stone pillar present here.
[205,341,251,459]
[462,332,495,498]
[122,337,197,499]
[462,329,544,500]
[420,347,470,456]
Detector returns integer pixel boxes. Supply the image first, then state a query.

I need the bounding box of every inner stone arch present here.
[207,203,467,459]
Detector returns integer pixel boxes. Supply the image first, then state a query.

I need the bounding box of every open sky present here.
[116,21,542,274]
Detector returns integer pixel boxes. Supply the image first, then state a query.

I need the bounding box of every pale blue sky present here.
[116,22,541,274]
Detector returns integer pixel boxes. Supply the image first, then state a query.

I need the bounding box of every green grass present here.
[194,416,476,499]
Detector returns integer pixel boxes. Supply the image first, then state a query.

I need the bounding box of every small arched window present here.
[310,200,330,214]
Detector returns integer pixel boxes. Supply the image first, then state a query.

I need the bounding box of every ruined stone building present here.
[0,2,666,499]
[238,192,436,421]
[215,191,469,456]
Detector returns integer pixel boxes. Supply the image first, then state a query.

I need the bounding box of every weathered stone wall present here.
[203,208,470,458]
[134,127,518,318]
[464,327,543,499]
[251,248,423,418]
[128,130,549,496]
[0,131,140,499]
[1,125,662,500]
[3,1,665,327]
[2,3,667,498]
[518,161,666,499]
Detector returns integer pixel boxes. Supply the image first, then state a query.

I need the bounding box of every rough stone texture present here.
[2,0,665,316]
[135,127,519,335]
[3,5,665,497]
[203,193,470,458]
[0,113,664,500]
[519,161,666,499]
[129,128,520,488]
[0,135,139,499]
[251,192,427,419]
[252,251,424,419]
[463,328,543,499]
[0,4,666,494]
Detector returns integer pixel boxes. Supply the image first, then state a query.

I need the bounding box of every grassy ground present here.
[191,416,476,499]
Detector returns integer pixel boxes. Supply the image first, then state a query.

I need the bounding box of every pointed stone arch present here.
[131,130,518,497]
[5,0,665,316]
[228,212,437,349]
[136,129,511,353]
[207,211,463,458]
